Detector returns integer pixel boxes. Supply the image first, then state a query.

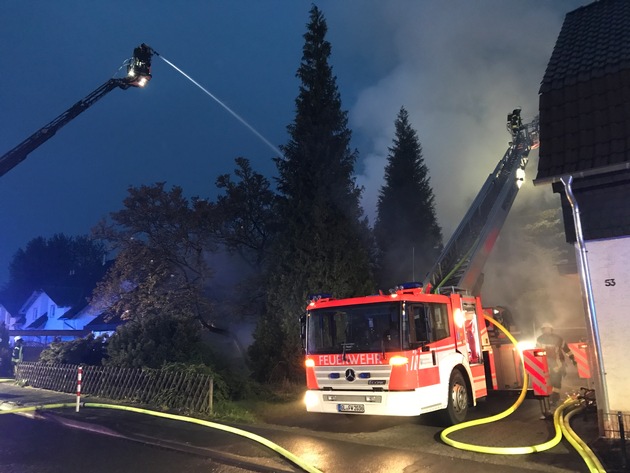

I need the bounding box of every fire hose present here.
[440,314,605,472]
[0,402,323,473]
[0,318,604,472]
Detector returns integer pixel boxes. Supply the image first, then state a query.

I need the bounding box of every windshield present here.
[306,302,401,355]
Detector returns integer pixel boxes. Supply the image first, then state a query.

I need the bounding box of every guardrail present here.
[15,362,214,414]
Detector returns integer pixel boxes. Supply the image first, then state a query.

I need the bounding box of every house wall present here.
[24,293,51,327]
[22,292,72,331]
[0,305,10,328]
[584,236,630,413]
[44,308,74,330]
[555,172,630,244]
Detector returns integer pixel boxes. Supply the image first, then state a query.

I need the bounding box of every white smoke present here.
[325,0,588,237]
[325,0,589,336]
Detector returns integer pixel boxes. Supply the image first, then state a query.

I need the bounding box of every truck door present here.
[406,302,451,387]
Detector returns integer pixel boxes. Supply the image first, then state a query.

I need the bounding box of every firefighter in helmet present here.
[536,323,576,406]
[11,336,23,376]
[507,108,523,135]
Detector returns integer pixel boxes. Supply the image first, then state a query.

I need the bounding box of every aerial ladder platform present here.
[423,109,539,295]
[0,44,154,178]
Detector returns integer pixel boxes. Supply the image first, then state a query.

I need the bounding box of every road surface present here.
[0,380,598,472]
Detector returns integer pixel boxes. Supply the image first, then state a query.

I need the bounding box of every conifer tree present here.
[374,107,443,289]
[249,5,374,382]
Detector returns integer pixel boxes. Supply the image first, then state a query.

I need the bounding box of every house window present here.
[49,305,56,319]
[31,308,38,323]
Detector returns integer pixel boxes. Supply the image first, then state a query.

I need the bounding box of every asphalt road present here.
[0,381,600,473]
[0,414,251,473]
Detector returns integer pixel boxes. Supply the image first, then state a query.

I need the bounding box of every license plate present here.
[338,403,365,413]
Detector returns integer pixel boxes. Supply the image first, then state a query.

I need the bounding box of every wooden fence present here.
[15,362,214,414]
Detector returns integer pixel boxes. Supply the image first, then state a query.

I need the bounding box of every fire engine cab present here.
[304,284,494,424]
[303,110,539,424]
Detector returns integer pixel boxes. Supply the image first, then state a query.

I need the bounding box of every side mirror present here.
[300,314,306,350]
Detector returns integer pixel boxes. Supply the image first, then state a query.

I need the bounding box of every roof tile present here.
[537,0,630,181]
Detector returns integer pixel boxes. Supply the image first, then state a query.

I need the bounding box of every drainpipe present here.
[561,175,609,435]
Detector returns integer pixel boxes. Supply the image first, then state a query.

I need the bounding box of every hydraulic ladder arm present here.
[0,44,153,178]
[423,110,539,295]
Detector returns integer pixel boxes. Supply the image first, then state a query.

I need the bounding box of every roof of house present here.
[84,312,124,332]
[58,302,89,320]
[43,285,89,309]
[0,299,21,317]
[27,312,48,329]
[18,290,43,314]
[16,287,90,320]
[536,0,630,182]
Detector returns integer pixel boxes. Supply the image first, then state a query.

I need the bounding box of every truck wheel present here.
[442,370,468,425]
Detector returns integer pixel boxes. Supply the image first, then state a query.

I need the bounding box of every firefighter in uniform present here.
[11,336,23,376]
[536,323,576,406]
[507,108,523,135]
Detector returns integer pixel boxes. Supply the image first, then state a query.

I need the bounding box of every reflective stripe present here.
[76,366,83,412]
[567,343,591,379]
[523,349,551,396]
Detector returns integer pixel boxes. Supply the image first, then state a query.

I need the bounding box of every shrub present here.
[106,312,202,369]
[39,334,108,365]
[160,362,229,403]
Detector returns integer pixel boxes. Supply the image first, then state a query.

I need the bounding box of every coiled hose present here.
[440,314,605,472]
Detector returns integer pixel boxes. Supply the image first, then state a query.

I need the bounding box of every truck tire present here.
[442,370,468,425]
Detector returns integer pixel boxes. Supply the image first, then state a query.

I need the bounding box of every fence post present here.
[76,366,83,413]
[209,378,213,414]
[619,411,627,469]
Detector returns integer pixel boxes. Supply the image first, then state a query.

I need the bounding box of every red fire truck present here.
[303,110,539,424]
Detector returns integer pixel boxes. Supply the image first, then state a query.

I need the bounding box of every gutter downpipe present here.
[561,175,609,436]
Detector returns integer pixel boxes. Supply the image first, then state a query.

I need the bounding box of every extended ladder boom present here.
[423,110,539,295]
[0,79,127,177]
[0,44,153,178]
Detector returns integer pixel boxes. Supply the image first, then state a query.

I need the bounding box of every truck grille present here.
[314,364,392,389]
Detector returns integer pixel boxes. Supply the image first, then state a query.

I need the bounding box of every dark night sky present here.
[0,1,588,284]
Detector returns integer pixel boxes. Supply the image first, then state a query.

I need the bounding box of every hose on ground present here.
[0,402,323,473]
[441,314,562,454]
[562,402,606,472]
[441,314,604,472]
